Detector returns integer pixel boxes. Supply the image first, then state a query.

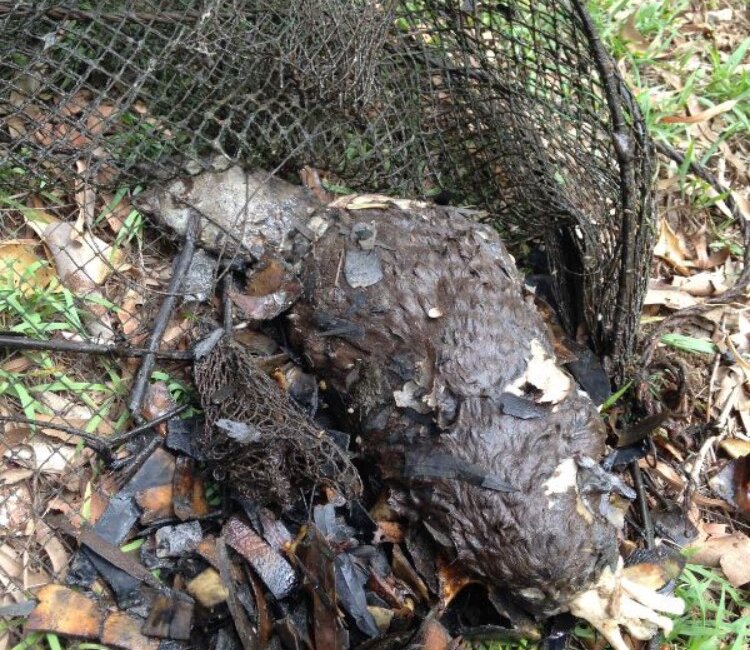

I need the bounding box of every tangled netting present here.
[0,0,655,371]
[194,335,362,505]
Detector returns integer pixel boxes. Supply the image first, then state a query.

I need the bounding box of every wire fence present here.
[0,1,655,648]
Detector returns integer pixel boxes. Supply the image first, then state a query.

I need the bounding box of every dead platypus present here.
[140,166,684,649]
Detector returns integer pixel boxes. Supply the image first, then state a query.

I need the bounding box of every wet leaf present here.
[172,456,210,521]
[154,521,202,558]
[141,381,176,429]
[142,592,194,640]
[296,525,345,650]
[710,456,750,520]
[335,553,379,637]
[418,618,454,650]
[391,545,429,603]
[437,560,475,607]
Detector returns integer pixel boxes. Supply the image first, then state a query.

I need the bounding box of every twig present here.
[222,273,234,334]
[706,350,722,423]
[0,414,110,455]
[0,333,192,360]
[105,404,188,447]
[127,214,199,423]
[0,405,187,460]
[630,461,654,549]
[113,434,162,487]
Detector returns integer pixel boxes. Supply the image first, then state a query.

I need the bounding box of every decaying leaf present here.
[0,544,24,601]
[672,269,728,297]
[35,413,114,445]
[416,618,454,650]
[687,530,750,587]
[330,193,429,212]
[230,258,302,321]
[118,288,146,336]
[26,584,102,638]
[154,521,202,558]
[688,228,730,270]
[710,456,750,520]
[618,13,651,53]
[296,525,345,650]
[0,467,33,485]
[102,611,160,650]
[437,559,476,607]
[33,520,69,577]
[5,441,81,474]
[644,284,700,310]
[0,483,33,532]
[0,240,58,295]
[660,99,738,125]
[24,210,124,341]
[25,212,123,288]
[653,219,691,276]
[142,592,194,640]
[173,456,210,521]
[135,484,175,524]
[141,381,176,430]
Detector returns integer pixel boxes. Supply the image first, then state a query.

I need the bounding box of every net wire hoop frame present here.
[0,0,656,368]
[0,0,655,638]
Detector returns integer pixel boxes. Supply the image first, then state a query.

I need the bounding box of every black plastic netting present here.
[0,1,655,643]
[0,0,655,366]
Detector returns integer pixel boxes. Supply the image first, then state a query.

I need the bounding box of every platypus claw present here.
[568,556,685,650]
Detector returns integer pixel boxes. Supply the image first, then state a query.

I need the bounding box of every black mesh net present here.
[194,334,362,505]
[0,1,656,647]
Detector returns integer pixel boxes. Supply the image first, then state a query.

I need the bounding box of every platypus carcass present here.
[140,167,684,650]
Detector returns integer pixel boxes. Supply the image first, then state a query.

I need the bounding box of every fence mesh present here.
[0,1,655,648]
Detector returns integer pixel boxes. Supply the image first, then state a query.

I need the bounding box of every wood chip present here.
[187,568,229,608]
[102,611,160,650]
[26,584,101,638]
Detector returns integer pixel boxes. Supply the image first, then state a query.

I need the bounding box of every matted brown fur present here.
[287,203,619,616]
